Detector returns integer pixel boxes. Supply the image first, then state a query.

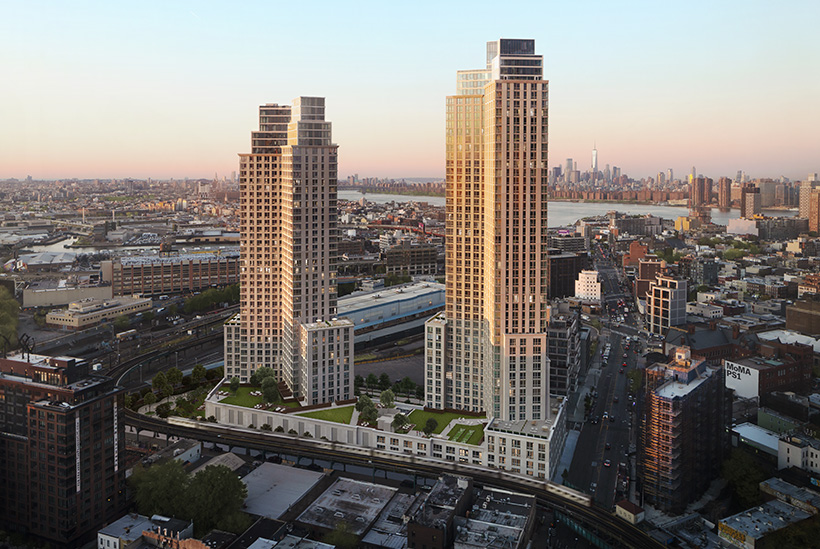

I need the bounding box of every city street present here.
[566,243,644,510]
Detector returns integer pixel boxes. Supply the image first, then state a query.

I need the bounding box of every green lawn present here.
[447,423,485,445]
[219,386,264,408]
[296,406,354,424]
[407,409,484,435]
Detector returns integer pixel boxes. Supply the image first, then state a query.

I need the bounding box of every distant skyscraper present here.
[800,179,820,218]
[808,189,820,233]
[225,98,354,405]
[740,183,762,219]
[667,168,673,183]
[718,176,732,209]
[613,166,621,179]
[689,176,713,210]
[427,38,550,421]
[657,171,666,186]
[604,164,611,183]
[735,170,743,183]
[565,158,573,181]
[591,145,598,172]
[691,166,697,181]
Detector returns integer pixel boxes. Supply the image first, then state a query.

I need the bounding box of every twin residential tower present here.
[426,39,552,422]
[225,97,354,405]
[227,39,552,424]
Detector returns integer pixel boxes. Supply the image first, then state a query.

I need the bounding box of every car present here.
[610,415,616,422]
[622,361,627,367]
[623,353,627,358]
[604,459,612,467]
[613,396,619,403]
[590,482,597,493]
[619,368,624,374]
[602,411,609,419]
[605,442,611,450]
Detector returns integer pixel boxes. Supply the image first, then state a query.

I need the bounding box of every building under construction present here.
[639,347,729,513]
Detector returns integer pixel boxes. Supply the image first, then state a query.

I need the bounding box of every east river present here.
[338,190,796,228]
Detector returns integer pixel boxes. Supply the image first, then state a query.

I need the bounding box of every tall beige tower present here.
[225,97,354,405]
[426,39,551,422]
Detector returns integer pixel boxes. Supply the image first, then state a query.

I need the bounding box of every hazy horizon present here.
[2,1,818,182]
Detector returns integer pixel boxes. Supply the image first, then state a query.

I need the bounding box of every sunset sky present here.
[1,0,818,181]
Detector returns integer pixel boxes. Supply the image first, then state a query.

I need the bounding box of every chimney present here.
[732,325,740,340]
[709,321,716,330]
[687,325,695,334]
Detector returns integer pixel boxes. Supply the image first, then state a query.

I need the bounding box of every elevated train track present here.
[125,410,662,548]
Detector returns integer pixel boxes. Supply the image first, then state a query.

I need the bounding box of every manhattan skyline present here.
[2,0,818,180]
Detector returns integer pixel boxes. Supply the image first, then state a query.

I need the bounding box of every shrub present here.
[260,424,272,431]
[275,426,285,433]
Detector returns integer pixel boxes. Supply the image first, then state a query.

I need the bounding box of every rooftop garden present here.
[296,405,355,424]
[447,423,485,445]
[406,409,485,436]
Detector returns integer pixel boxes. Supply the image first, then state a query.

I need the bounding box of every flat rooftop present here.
[117,250,239,266]
[297,478,397,536]
[338,281,444,312]
[242,462,324,520]
[360,492,422,549]
[733,423,779,454]
[486,399,563,440]
[730,356,787,370]
[655,365,717,400]
[721,500,810,540]
[453,516,524,548]
[469,487,534,531]
[760,478,820,512]
[190,451,245,475]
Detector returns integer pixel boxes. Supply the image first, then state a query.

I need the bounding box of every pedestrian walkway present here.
[552,429,580,483]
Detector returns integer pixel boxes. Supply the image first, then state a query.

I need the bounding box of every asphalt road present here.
[567,244,643,510]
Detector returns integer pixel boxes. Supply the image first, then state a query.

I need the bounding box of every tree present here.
[142,311,155,323]
[391,413,408,431]
[156,403,172,418]
[354,375,364,389]
[114,314,131,331]
[129,460,189,518]
[365,373,378,390]
[166,367,183,387]
[186,465,248,535]
[415,386,424,401]
[399,376,415,398]
[423,417,438,436]
[722,449,767,509]
[261,376,279,403]
[355,394,373,412]
[380,389,395,408]
[152,372,170,397]
[143,391,157,406]
[360,402,378,424]
[378,373,392,391]
[229,377,240,393]
[250,366,275,386]
[191,363,206,384]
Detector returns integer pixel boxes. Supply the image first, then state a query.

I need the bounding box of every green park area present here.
[406,409,483,435]
[219,386,299,409]
[296,406,355,424]
[447,423,485,445]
